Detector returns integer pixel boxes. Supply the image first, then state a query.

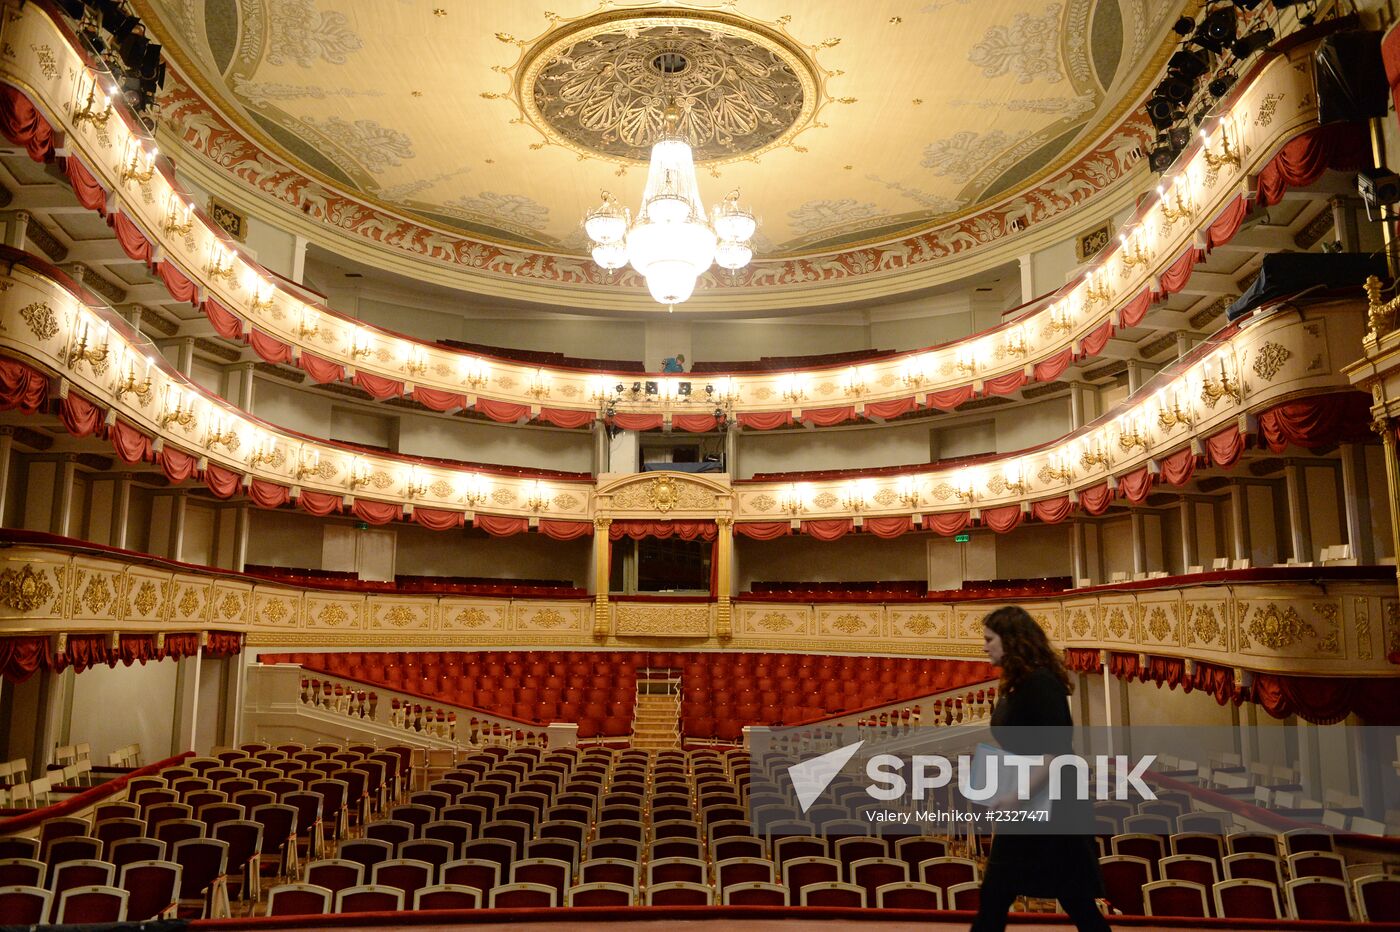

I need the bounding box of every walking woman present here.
[971,605,1111,932]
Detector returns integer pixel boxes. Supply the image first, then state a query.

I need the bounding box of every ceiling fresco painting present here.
[139,0,1187,263]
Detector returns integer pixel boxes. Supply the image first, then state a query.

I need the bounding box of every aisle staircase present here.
[631,669,682,749]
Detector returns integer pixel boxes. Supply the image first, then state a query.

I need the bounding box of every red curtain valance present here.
[352,498,401,525]
[0,635,52,682]
[538,407,594,429]
[1207,195,1250,250]
[735,521,791,540]
[737,411,793,430]
[982,370,1027,398]
[610,412,665,431]
[249,329,293,366]
[1031,496,1073,524]
[1079,320,1113,358]
[413,387,467,413]
[0,358,48,413]
[0,631,243,680]
[1158,247,1202,295]
[476,397,530,423]
[353,371,405,401]
[248,478,290,509]
[109,419,152,464]
[672,413,719,433]
[864,397,916,420]
[926,386,974,411]
[538,519,592,540]
[59,391,102,438]
[1118,288,1154,328]
[1117,466,1154,504]
[411,506,464,531]
[298,489,342,517]
[476,514,529,536]
[1078,482,1113,516]
[158,445,199,483]
[1033,348,1073,384]
[1158,447,1197,487]
[156,262,198,306]
[925,511,970,536]
[64,156,107,214]
[980,504,1023,533]
[801,406,855,427]
[109,213,152,263]
[1257,392,1372,453]
[204,462,242,499]
[0,84,54,161]
[300,351,344,385]
[203,299,243,340]
[1256,121,1370,207]
[1206,425,1245,467]
[1063,647,1103,673]
[610,519,716,541]
[801,518,854,541]
[863,516,911,539]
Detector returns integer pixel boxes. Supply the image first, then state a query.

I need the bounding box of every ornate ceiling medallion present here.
[505,7,828,168]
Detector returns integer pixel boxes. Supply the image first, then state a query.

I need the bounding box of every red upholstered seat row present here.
[241,567,585,599]
[744,578,1069,602]
[259,652,995,740]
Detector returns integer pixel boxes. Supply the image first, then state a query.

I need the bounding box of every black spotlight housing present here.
[1194,8,1238,54]
[1231,27,1276,58]
[1169,125,1193,151]
[1173,16,1195,36]
[1146,94,1178,130]
[1149,139,1177,173]
[1161,75,1195,104]
[1168,49,1211,81]
[1207,71,1237,99]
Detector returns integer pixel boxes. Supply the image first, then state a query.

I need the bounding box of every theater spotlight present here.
[1231,27,1276,58]
[1161,75,1195,104]
[1168,49,1211,81]
[1193,8,1238,54]
[678,382,692,397]
[1169,126,1193,152]
[1146,94,1182,131]
[1173,16,1195,36]
[1149,134,1178,173]
[644,381,658,396]
[1207,71,1237,100]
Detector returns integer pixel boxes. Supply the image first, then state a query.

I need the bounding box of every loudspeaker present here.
[1314,31,1389,124]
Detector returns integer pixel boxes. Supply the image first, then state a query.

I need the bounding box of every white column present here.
[1176,332,1193,360]
[724,426,739,476]
[1230,483,1252,563]
[177,338,195,378]
[1125,360,1144,394]
[3,209,29,249]
[168,493,187,561]
[1130,510,1147,577]
[233,505,251,572]
[0,427,13,525]
[1180,499,1198,571]
[1069,382,1088,429]
[1018,253,1036,304]
[50,455,77,537]
[1340,443,1376,563]
[111,474,133,549]
[291,234,309,284]
[1070,522,1087,585]
[1284,464,1312,563]
[237,362,256,411]
[187,646,203,754]
[592,421,609,474]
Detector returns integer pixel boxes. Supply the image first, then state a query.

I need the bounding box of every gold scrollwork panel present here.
[888,606,953,640]
[370,600,433,632]
[210,581,253,628]
[305,596,364,631]
[511,602,589,635]
[0,557,66,617]
[735,604,811,638]
[440,601,509,632]
[815,607,881,639]
[614,604,711,638]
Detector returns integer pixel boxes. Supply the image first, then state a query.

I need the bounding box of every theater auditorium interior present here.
[5,0,1400,928]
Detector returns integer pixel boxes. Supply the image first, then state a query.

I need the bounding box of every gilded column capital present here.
[716,516,734,530]
[593,515,612,530]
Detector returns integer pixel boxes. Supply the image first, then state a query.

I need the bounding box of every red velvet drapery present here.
[1257,392,1372,453]
[672,413,719,432]
[1207,196,1250,250]
[737,411,793,430]
[609,520,716,541]
[64,156,107,214]
[352,498,401,525]
[158,445,199,483]
[925,511,971,536]
[802,406,856,427]
[475,514,530,536]
[610,412,665,431]
[411,506,464,530]
[249,330,293,365]
[59,391,103,438]
[734,521,791,540]
[1158,248,1202,295]
[801,518,854,541]
[538,407,595,429]
[203,299,243,340]
[0,631,242,681]
[864,397,917,419]
[1206,425,1245,467]
[1031,496,1073,524]
[247,478,290,509]
[863,516,912,539]
[1158,447,1197,487]
[980,504,1024,533]
[1118,288,1154,328]
[1255,121,1370,207]
[156,262,198,306]
[476,397,530,423]
[414,388,468,413]
[299,351,345,384]
[109,213,152,262]
[298,489,342,516]
[0,635,52,682]
[109,419,152,464]
[0,358,48,413]
[353,371,405,400]
[1033,348,1074,383]
[1078,482,1113,516]
[538,519,593,540]
[204,463,242,499]
[1079,320,1113,358]
[982,370,1027,397]
[1117,466,1154,504]
[926,386,974,411]
[0,85,54,161]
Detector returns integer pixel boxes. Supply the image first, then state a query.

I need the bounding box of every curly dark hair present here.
[983,604,1073,694]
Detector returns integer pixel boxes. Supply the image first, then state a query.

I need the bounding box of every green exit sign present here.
[955,532,971,543]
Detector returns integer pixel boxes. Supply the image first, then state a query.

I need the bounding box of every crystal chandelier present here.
[585,104,756,309]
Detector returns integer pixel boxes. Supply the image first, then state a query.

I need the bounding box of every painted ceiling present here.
[138,0,1186,261]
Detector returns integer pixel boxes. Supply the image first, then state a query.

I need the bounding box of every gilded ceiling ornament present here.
[1251,342,1291,381]
[648,475,680,513]
[873,488,897,507]
[0,564,54,612]
[1246,603,1315,650]
[132,581,158,616]
[31,44,58,79]
[1147,607,1171,642]
[20,302,58,342]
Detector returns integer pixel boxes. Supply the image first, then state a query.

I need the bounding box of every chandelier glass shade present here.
[586,110,755,308]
